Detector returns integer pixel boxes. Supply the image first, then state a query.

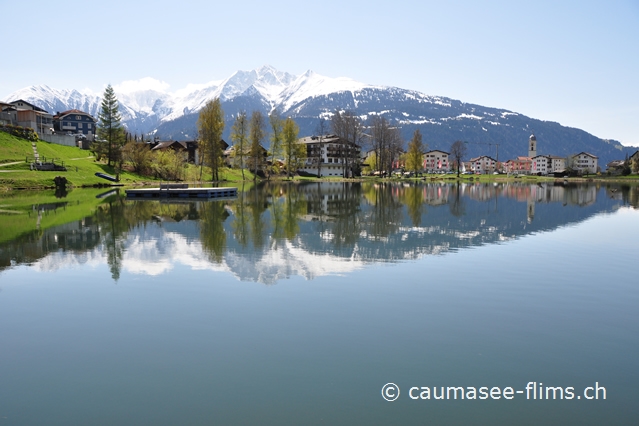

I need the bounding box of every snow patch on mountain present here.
[276,70,372,111]
[3,66,383,134]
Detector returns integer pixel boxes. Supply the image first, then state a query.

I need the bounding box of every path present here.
[0,162,22,167]
[31,141,39,163]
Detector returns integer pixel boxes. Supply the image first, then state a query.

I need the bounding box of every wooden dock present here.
[125,185,237,199]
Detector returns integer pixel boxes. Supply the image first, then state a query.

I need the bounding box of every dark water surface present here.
[1,182,638,425]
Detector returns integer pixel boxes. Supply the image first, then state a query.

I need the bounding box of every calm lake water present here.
[1,182,638,425]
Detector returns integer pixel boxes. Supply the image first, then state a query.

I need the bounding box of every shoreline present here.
[2,174,639,192]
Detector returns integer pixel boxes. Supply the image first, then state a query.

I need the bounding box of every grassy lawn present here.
[1,131,260,189]
[0,132,144,188]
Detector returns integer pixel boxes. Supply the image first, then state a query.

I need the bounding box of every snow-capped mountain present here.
[3,65,635,164]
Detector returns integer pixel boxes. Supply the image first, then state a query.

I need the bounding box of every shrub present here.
[0,125,38,141]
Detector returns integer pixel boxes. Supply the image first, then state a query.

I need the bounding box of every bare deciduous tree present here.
[316,117,328,177]
[332,110,364,177]
[450,140,467,177]
[370,116,403,175]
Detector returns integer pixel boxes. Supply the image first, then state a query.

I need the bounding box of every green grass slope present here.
[2,131,265,189]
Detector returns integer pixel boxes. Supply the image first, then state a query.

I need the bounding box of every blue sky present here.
[1,0,637,146]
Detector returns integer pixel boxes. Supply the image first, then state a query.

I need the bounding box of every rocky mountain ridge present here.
[4,65,635,164]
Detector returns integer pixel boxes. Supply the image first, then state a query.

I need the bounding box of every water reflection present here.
[1,182,637,283]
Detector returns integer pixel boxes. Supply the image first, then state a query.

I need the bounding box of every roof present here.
[297,134,358,147]
[424,150,450,155]
[151,141,188,150]
[574,152,598,158]
[531,154,564,160]
[10,99,48,113]
[606,160,626,168]
[469,155,497,162]
[298,134,340,144]
[54,109,96,120]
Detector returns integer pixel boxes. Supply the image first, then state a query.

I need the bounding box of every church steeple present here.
[528,134,537,158]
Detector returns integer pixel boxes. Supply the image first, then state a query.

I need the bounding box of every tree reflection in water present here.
[1,182,638,283]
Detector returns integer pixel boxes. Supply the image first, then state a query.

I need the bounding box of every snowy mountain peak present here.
[3,65,394,138]
[2,65,376,133]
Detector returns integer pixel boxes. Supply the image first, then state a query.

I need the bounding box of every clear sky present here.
[1,0,638,146]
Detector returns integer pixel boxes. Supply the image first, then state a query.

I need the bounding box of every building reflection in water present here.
[0,182,635,283]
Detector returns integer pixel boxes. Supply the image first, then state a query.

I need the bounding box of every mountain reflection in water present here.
[1,182,637,284]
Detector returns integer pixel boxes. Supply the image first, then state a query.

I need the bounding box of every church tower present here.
[528,134,537,158]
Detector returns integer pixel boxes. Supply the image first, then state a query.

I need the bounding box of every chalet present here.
[571,152,598,174]
[298,135,361,177]
[4,99,54,135]
[53,109,97,140]
[423,150,450,172]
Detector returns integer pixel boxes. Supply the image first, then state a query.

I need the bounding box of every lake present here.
[1,181,638,425]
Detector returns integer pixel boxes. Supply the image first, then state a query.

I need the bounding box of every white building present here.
[469,155,497,173]
[531,155,567,175]
[298,135,361,177]
[550,156,566,173]
[423,150,450,172]
[571,152,598,174]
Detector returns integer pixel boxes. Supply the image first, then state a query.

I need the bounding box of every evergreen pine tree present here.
[97,84,125,169]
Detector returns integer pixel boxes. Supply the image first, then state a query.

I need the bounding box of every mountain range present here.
[4,65,636,165]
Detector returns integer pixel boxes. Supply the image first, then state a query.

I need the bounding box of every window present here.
[76,115,82,120]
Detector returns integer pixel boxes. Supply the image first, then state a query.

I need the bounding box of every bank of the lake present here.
[2,132,638,191]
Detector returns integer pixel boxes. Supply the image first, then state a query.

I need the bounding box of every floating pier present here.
[125,185,237,199]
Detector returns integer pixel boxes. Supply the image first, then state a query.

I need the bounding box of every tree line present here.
[91,85,471,181]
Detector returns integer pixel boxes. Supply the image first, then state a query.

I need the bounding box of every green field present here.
[0,132,260,189]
